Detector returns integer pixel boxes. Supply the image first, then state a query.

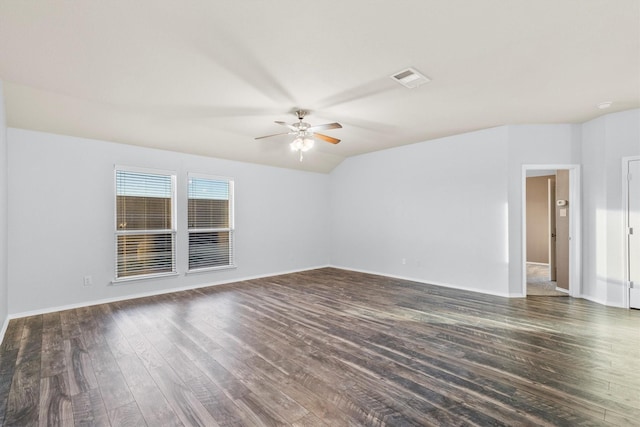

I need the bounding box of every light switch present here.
[560,208,567,217]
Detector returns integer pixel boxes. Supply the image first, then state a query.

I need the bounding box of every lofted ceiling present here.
[0,0,638,173]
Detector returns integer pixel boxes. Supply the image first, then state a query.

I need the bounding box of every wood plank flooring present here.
[1,268,639,426]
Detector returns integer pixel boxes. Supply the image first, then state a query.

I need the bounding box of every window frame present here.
[187,173,236,273]
[113,165,178,283]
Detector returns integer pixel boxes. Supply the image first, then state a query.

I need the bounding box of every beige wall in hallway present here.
[526,175,554,264]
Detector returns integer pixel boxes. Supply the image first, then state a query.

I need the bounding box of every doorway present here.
[524,171,564,295]
[624,156,640,309]
[522,165,581,297]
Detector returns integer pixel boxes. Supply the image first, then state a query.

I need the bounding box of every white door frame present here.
[623,156,640,309]
[522,165,582,297]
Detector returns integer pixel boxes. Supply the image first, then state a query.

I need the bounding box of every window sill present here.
[186,265,237,275]
[111,271,179,285]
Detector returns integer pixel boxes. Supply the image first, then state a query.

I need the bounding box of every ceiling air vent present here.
[390,67,430,88]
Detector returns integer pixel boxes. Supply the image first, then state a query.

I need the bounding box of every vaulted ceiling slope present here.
[1,1,638,173]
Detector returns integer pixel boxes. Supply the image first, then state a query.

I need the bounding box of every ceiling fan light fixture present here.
[290,136,314,152]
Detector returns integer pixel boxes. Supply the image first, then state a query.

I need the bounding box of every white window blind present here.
[188,175,235,271]
[115,168,176,279]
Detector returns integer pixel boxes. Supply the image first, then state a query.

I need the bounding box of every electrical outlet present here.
[83,276,93,287]
[401,258,406,265]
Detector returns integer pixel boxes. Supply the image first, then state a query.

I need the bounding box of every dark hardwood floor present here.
[0,268,639,426]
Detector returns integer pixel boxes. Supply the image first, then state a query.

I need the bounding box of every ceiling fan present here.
[255,110,342,161]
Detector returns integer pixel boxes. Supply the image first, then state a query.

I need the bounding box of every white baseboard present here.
[329,265,513,298]
[5,265,628,323]
[580,293,626,308]
[526,262,550,266]
[8,265,331,320]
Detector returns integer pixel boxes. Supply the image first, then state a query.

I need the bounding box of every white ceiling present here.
[1,0,638,173]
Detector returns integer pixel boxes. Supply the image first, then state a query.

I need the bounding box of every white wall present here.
[5,110,639,316]
[329,124,584,298]
[7,129,330,314]
[0,81,8,335]
[581,109,640,306]
[330,127,512,296]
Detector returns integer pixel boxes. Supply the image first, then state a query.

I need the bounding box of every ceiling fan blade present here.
[254,131,292,140]
[275,121,298,131]
[314,133,341,144]
[307,122,342,132]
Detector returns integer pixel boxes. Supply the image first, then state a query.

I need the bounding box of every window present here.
[115,167,176,280]
[188,174,234,271]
